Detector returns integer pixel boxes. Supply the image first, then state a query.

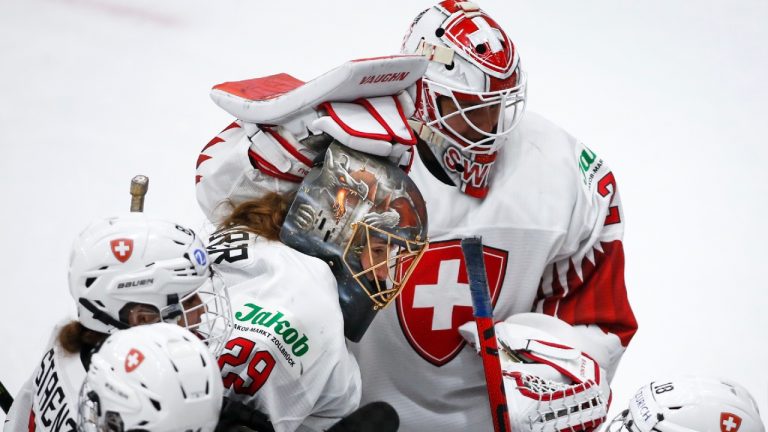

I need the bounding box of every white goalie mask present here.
[78,323,224,432]
[402,0,527,198]
[607,376,765,432]
[68,213,232,355]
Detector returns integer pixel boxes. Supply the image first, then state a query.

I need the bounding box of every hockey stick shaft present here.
[0,380,13,414]
[129,175,149,212]
[461,237,511,432]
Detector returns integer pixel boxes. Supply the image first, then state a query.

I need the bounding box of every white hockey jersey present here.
[4,327,83,432]
[348,111,638,431]
[207,228,361,432]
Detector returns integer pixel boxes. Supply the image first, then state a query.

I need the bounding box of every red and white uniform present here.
[4,328,83,432]
[349,111,638,431]
[207,227,360,432]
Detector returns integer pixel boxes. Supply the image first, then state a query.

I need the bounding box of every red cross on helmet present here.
[402,1,527,198]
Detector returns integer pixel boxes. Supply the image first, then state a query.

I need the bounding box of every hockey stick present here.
[460,236,511,432]
[0,380,13,414]
[129,175,149,212]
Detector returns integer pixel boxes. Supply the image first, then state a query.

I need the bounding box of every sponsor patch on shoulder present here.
[577,143,606,191]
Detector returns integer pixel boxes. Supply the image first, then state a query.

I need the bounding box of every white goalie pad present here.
[210,55,427,125]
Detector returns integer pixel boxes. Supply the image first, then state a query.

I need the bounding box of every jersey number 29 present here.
[218,337,276,396]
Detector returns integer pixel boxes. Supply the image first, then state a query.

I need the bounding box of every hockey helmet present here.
[607,376,765,432]
[402,0,527,198]
[69,213,232,354]
[78,323,223,432]
[280,142,428,342]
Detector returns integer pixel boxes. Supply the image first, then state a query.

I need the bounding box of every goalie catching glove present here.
[196,55,427,223]
[459,313,610,432]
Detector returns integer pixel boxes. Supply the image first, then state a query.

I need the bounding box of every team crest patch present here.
[124,348,145,373]
[721,413,742,432]
[110,238,134,263]
[396,239,507,366]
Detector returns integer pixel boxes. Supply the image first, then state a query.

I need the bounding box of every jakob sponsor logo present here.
[234,303,310,357]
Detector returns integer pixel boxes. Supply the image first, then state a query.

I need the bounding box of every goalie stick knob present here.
[129,175,149,212]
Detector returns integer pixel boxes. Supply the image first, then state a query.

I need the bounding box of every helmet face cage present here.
[342,222,427,310]
[77,381,101,432]
[402,1,528,197]
[605,410,634,432]
[78,382,127,432]
[280,143,428,337]
[175,273,232,356]
[422,71,527,155]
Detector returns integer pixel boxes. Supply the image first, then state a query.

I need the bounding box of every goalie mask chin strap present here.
[78,298,130,330]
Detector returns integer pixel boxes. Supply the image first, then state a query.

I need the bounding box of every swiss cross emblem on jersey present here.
[124,348,145,373]
[396,239,508,366]
[721,413,742,432]
[110,238,134,263]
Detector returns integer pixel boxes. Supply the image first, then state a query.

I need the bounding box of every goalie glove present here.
[310,91,418,168]
[197,57,427,223]
[459,314,610,432]
[210,56,425,168]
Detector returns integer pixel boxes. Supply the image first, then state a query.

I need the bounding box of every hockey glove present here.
[459,316,610,432]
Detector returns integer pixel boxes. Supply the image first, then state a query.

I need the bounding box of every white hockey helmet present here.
[69,213,232,354]
[402,0,527,198]
[607,376,765,432]
[78,323,224,432]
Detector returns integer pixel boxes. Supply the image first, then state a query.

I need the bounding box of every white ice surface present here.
[1,0,767,427]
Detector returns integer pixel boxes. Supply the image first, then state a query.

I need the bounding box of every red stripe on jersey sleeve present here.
[537,240,637,347]
[196,153,212,169]
[202,136,225,153]
[28,410,36,432]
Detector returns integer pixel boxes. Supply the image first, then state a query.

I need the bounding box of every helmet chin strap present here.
[160,293,183,322]
[78,298,130,331]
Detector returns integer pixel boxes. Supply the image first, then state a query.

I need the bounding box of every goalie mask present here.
[78,323,223,432]
[69,213,232,355]
[402,0,527,198]
[281,143,428,342]
[607,376,765,432]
